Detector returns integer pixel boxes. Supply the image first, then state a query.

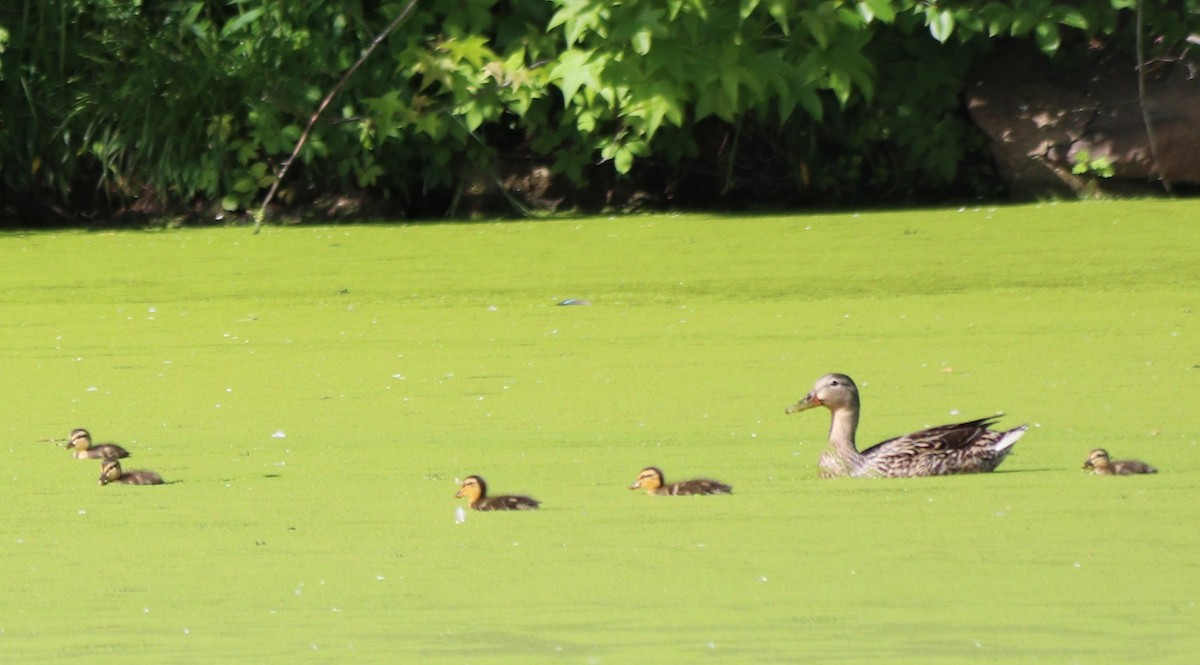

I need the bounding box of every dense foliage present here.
[1,0,1197,222]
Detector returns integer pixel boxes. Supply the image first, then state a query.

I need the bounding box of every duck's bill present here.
[785,394,819,414]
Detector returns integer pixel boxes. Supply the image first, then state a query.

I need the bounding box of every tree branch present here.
[253,0,421,233]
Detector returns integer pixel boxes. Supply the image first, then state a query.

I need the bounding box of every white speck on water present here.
[758,576,768,582]
[376,575,386,581]
[391,374,405,380]
[272,430,286,439]
[331,607,341,613]
[78,510,86,515]
[143,607,150,613]
[708,642,717,650]
[226,387,233,392]
[750,432,758,438]
[86,386,97,392]
[310,643,319,651]
[1073,561,1082,568]
[148,307,157,313]
[455,507,467,524]
[183,628,190,635]
[294,586,303,596]
[950,409,960,416]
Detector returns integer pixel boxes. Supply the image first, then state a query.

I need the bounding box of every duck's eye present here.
[830,380,839,386]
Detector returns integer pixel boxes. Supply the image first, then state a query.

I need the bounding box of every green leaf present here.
[220,7,264,38]
[1056,9,1090,31]
[550,49,598,103]
[860,0,896,24]
[1035,20,1061,53]
[928,10,955,43]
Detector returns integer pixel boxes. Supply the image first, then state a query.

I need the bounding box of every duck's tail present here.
[993,424,1028,453]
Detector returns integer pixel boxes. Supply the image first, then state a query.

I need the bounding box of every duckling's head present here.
[1083,449,1111,470]
[98,459,122,485]
[786,373,860,414]
[67,428,91,450]
[630,467,665,491]
[456,476,487,503]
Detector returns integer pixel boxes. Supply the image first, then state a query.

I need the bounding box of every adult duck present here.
[455,476,540,511]
[1082,449,1157,475]
[629,466,732,495]
[786,373,1027,478]
[67,428,131,460]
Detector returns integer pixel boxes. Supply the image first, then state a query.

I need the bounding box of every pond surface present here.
[1,202,1197,662]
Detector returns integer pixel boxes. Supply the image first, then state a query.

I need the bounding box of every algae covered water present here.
[1,202,1197,662]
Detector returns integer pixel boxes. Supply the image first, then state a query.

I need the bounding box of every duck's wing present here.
[860,417,1001,456]
[860,417,1026,476]
[126,470,164,485]
[94,444,131,459]
[480,495,540,510]
[1113,460,1157,475]
[672,479,732,495]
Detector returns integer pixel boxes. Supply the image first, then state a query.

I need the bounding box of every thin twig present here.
[1135,0,1173,194]
[253,0,421,233]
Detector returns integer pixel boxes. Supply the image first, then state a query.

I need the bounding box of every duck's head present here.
[67,428,91,450]
[786,373,860,414]
[98,459,122,485]
[1083,449,1111,470]
[630,467,665,491]
[456,476,487,503]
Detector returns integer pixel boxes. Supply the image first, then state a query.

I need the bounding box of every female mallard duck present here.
[629,466,732,495]
[1082,449,1157,475]
[786,373,1027,478]
[98,459,164,486]
[455,476,539,511]
[67,428,130,460]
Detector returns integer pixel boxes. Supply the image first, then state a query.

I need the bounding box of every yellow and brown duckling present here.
[1082,449,1157,475]
[98,459,164,486]
[630,467,732,496]
[67,428,131,460]
[455,475,540,511]
[787,373,1028,478]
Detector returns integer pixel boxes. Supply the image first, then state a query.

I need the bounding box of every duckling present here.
[1082,449,1157,475]
[98,459,164,486]
[67,428,130,460]
[787,373,1027,478]
[455,476,539,511]
[630,466,732,496]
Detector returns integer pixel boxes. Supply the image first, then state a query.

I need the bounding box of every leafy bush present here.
[2,0,1198,222]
